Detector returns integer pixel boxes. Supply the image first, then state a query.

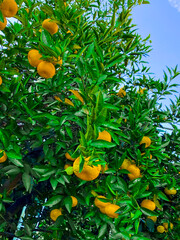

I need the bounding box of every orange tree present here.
[0,0,179,239]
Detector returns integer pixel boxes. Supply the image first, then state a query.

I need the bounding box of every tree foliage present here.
[0,0,179,239]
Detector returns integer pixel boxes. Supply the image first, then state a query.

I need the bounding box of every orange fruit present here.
[42,19,58,35]
[0,17,7,30]
[71,196,78,207]
[65,152,75,161]
[73,156,101,181]
[0,0,18,17]
[50,209,62,221]
[157,225,165,233]
[141,199,156,211]
[0,150,7,163]
[163,222,173,231]
[28,49,43,67]
[164,187,177,195]
[127,165,141,180]
[94,196,110,208]
[147,216,157,222]
[104,204,120,218]
[99,206,106,214]
[120,159,131,170]
[97,130,111,142]
[0,76,2,85]
[52,56,62,66]
[117,88,126,97]
[140,136,151,148]
[37,61,56,79]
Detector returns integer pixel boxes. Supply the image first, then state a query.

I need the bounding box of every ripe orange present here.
[164,187,177,195]
[0,76,2,85]
[71,196,78,207]
[163,222,173,231]
[0,0,18,18]
[141,199,156,211]
[147,216,157,222]
[140,136,151,148]
[157,225,165,233]
[117,88,126,97]
[73,156,101,181]
[28,49,43,67]
[0,17,7,30]
[50,209,62,221]
[65,152,75,161]
[127,165,141,180]
[42,19,58,35]
[0,150,7,163]
[120,159,131,170]
[37,61,56,79]
[104,204,120,218]
[97,130,111,142]
[52,56,62,66]
[94,196,110,208]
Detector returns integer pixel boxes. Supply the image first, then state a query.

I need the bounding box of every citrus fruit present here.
[97,130,111,142]
[140,136,151,148]
[0,76,2,85]
[117,88,126,97]
[94,196,110,208]
[73,156,101,181]
[71,196,78,207]
[120,159,131,170]
[37,61,56,79]
[104,204,120,218]
[42,19,58,35]
[141,199,156,211]
[157,225,165,233]
[147,216,157,222]
[50,209,62,221]
[127,164,141,180]
[0,150,7,163]
[28,49,43,67]
[0,0,18,17]
[163,222,173,231]
[65,152,75,161]
[0,17,7,30]
[164,187,177,195]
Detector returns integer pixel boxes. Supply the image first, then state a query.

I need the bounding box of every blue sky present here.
[132,0,180,108]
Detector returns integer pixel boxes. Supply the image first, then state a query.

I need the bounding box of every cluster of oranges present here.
[0,0,18,30]
[50,196,78,221]
[28,19,61,79]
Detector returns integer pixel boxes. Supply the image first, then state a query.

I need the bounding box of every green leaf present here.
[140,207,158,216]
[79,155,85,173]
[116,178,128,192]
[90,140,116,148]
[98,223,107,238]
[50,177,58,190]
[7,150,22,160]
[43,195,63,207]
[0,130,9,148]
[102,122,120,130]
[64,196,72,213]
[157,191,169,201]
[9,158,23,168]
[22,173,32,192]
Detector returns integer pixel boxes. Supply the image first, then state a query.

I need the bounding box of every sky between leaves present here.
[132,0,180,109]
